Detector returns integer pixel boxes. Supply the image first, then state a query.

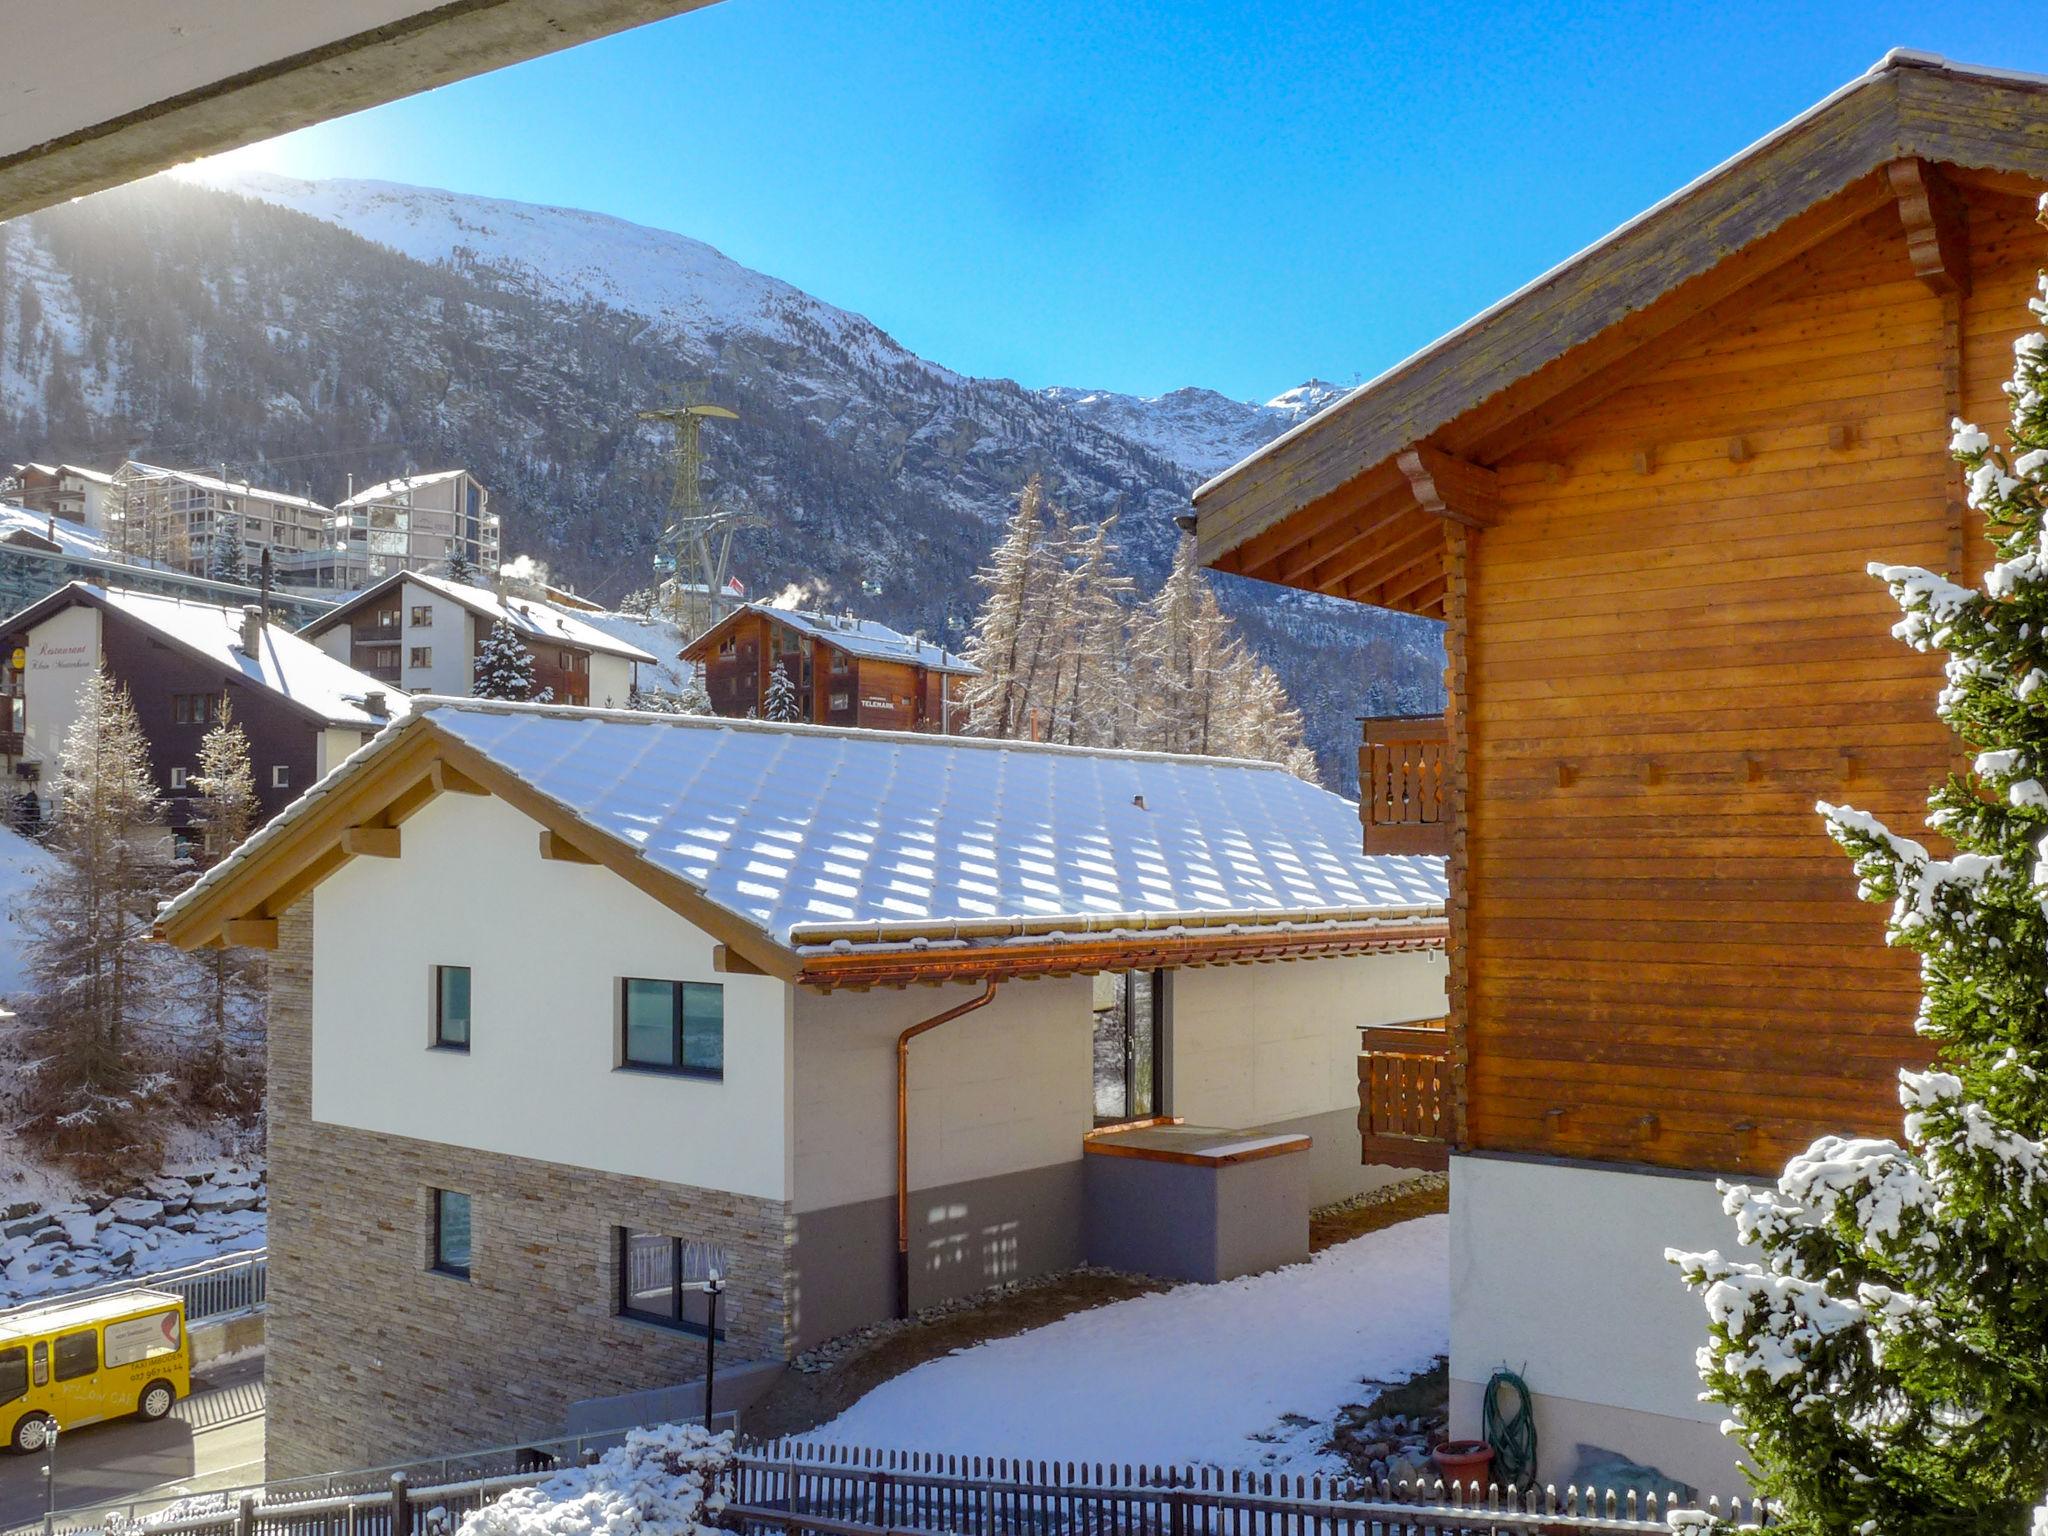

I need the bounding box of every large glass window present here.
[1093,970,1163,1125]
[617,1228,727,1336]
[434,965,471,1050]
[0,1347,24,1405]
[53,1330,96,1381]
[432,1189,472,1279]
[620,980,723,1078]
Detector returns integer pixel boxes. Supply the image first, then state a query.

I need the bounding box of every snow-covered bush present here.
[1669,260,2048,1531]
[459,1424,733,1536]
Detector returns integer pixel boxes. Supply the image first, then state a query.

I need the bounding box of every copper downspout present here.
[896,978,1001,1319]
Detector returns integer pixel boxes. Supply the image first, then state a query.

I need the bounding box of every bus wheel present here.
[10,1412,53,1453]
[138,1381,176,1421]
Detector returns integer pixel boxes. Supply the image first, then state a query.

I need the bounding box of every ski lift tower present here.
[637,394,761,638]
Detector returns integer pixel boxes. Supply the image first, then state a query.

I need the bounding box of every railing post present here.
[235,1493,257,1536]
[389,1473,411,1536]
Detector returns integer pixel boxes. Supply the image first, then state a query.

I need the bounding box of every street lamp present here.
[41,1420,60,1536]
[700,1265,725,1432]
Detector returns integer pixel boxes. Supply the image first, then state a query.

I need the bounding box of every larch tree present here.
[1131,535,1236,757]
[962,476,1057,739]
[1669,271,2048,1534]
[187,702,261,1109]
[764,661,803,723]
[473,620,550,702]
[12,669,180,1164]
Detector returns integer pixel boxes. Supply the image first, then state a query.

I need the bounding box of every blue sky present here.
[206,0,2048,403]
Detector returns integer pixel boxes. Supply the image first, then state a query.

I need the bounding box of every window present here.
[271,765,290,789]
[30,1342,46,1387]
[53,1329,96,1381]
[620,979,723,1077]
[1093,970,1164,1125]
[617,1228,727,1336]
[105,1311,179,1367]
[0,1346,24,1405]
[172,693,222,727]
[431,1189,472,1278]
[410,647,433,669]
[170,767,188,789]
[830,651,849,674]
[434,965,471,1050]
[717,637,736,657]
[409,606,434,628]
[829,691,851,712]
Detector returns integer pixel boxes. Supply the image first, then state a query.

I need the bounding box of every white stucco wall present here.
[22,604,102,768]
[315,726,378,779]
[1168,949,1446,1127]
[1450,1153,1749,1489]
[310,790,793,1201]
[791,979,1093,1213]
[398,582,476,695]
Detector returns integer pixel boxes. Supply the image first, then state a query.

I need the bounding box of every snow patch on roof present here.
[334,469,470,508]
[716,603,977,674]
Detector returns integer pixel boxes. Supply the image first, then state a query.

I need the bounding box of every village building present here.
[0,581,403,843]
[108,461,332,580]
[300,571,657,706]
[681,603,976,732]
[155,699,1447,1473]
[6,463,115,529]
[298,469,501,591]
[1193,51,2048,1492]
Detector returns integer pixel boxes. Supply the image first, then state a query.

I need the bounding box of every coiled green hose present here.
[1481,1368,1538,1490]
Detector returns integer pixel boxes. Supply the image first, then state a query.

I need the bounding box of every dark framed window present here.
[271,765,290,789]
[1093,970,1164,1125]
[410,606,434,627]
[53,1329,96,1381]
[0,1346,24,1405]
[434,966,471,1050]
[616,1228,726,1336]
[431,1189,472,1279]
[172,693,223,727]
[620,979,723,1078]
[410,646,433,669]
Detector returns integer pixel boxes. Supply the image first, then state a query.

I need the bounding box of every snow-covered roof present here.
[10,463,113,485]
[690,603,978,675]
[162,700,1441,968]
[0,503,142,564]
[305,571,659,665]
[120,462,329,515]
[10,582,408,730]
[334,469,471,509]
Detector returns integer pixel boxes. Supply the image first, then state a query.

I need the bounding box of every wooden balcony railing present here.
[1358,714,1449,856]
[1358,1021,1449,1170]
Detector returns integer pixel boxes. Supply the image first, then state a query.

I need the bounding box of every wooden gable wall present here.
[1462,177,2048,1174]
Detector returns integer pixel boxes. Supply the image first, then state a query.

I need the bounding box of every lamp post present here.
[700,1265,724,1431]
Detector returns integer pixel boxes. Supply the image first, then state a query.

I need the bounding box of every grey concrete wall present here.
[566,1359,788,1437]
[1260,1104,1427,1208]
[790,1161,1084,1348]
[190,1312,264,1368]
[1083,1151,1308,1284]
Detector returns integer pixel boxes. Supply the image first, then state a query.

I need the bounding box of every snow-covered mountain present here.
[0,172,1441,787]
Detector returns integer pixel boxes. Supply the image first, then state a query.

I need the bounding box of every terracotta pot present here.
[1431,1439,1494,1486]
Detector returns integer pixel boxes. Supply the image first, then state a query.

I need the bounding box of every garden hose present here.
[1482,1368,1538,1490]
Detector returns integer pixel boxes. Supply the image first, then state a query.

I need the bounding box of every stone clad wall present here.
[264,898,794,1478]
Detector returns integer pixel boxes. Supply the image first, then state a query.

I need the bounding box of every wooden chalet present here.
[1193,50,2048,1488]
[681,603,977,733]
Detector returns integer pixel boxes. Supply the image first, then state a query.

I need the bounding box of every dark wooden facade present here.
[685,609,968,733]
[1194,58,2048,1177]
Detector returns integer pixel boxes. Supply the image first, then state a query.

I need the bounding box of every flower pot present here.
[1431,1439,1494,1488]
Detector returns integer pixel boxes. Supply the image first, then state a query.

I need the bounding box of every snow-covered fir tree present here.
[187,703,262,1109]
[1670,271,2048,1534]
[675,669,713,716]
[472,619,550,702]
[10,670,182,1164]
[446,546,478,586]
[763,661,802,723]
[207,517,248,584]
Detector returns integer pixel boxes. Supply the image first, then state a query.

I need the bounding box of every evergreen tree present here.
[962,476,1058,739]
[1670,276,2048,1533]
[187,703,261,1109]
[676,670,713,716]
[446,546,478,586]
[12,670,180,1164]
[207,516,247,584]
[764,661,802,723]
[472,620,550,701]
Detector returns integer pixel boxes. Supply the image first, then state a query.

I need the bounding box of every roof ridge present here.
[408,695,1300,774]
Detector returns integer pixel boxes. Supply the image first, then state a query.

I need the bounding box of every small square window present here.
[434,965,471,1050]
[271,765,290,789]
[620,979,723,1077]
[410,606,434,628]
[170,767,188,789]
[830,691,851,712]
[53,1330,96,1381]
[410,646,433,669]
[718,637,736,657]
[431,1189,471,1279]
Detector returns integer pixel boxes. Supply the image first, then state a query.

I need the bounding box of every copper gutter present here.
[896,978,1001,1319]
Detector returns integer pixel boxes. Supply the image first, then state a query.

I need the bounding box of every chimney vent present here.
[363,690,388,719]
[239,604,263,657]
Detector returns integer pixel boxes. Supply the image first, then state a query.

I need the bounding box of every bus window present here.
[0,1347,24,1404]
[31,1341,46,1387]
[53,1331,96,1381]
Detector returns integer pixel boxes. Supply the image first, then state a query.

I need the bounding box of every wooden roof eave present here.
[1195,56,2048,598]
[155,716,802,982]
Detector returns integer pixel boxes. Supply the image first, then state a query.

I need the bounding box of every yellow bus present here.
[0,1289,190,1453]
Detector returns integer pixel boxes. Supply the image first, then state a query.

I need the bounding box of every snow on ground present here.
[802,1217,1447,1476]
[0,825,55,1007]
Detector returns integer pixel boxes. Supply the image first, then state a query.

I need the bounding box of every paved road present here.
[0,1354,265,1531]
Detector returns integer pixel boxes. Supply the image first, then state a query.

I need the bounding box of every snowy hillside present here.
[1040,382,1349,481]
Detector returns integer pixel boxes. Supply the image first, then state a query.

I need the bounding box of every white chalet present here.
[158,700,1448,1473]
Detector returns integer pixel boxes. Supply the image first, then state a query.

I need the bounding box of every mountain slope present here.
[0,174,1442,788]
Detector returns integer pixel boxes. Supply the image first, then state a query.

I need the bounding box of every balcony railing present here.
[1358,1021,1449,1170]
[1358,714,1448,856]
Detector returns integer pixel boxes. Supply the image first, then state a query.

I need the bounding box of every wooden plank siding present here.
[1454,184,2048,1173]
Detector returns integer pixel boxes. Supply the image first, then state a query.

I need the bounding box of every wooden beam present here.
[713,943,768,976]
[538,829,597,864]
[1397,445,1500,528]
[340,826,399,859]
[1886,157,1970,297]
[222,917,278,950]
[430,761,488,796]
